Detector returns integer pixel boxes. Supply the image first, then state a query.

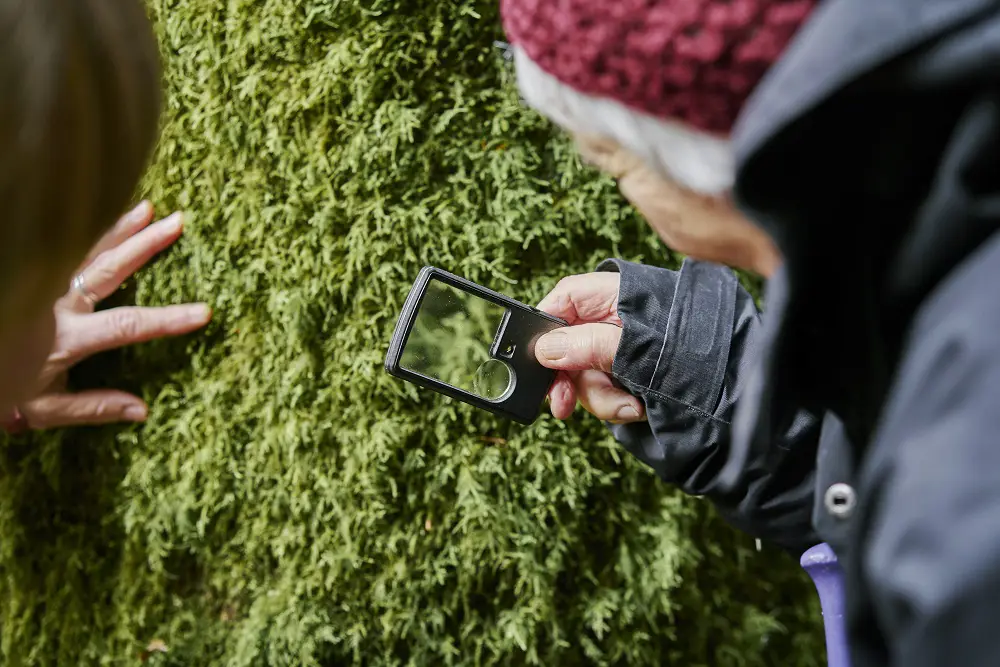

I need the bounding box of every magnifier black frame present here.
[385,266,566,425]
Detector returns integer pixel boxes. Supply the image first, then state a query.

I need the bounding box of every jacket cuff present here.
[599,258,738,415]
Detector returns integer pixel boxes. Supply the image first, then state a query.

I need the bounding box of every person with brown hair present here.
[0,0,211,432]
[502,0,1000,665]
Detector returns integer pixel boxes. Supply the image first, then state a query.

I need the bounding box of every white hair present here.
[513,47,734,196]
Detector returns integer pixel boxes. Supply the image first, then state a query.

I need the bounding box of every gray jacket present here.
[607,1,1000,665]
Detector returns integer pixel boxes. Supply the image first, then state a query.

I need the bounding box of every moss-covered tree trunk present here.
[0,1,822,665]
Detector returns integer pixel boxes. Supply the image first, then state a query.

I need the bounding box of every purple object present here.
[801,543,851,667]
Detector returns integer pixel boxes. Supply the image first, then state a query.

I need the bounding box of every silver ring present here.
[72,273,100,306]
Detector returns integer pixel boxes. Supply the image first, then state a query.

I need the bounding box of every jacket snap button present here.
[824,483,856,519]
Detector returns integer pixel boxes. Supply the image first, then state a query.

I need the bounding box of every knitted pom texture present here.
[502,0,817,134]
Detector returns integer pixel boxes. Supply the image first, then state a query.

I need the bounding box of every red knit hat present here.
[501,0,817,137]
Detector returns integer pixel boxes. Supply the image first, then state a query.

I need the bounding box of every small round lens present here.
[474,359,513,401]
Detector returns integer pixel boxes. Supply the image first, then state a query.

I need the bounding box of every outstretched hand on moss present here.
[4,201,212,431]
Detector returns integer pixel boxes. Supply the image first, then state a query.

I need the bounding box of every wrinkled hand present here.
[534,273,645,424]
[18,202,212,430]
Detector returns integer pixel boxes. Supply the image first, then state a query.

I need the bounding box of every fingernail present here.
[161,211,183,233]
[537,331,568,360]
[615,404,641,421]
[128,200,152,220]
[188,303,212,324]
[125,405,148,422]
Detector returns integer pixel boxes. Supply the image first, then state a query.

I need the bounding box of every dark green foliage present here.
[0,1,822,664]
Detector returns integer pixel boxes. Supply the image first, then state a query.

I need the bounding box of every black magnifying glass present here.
[385,267,566,424]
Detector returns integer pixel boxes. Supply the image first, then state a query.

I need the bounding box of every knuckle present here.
[582,327,616,372]
[48,346,75,368]
[554,276,575,294]
[88,258,117,285]
[557,274,587,291]
[90,400,122,422]
[607,326,622,353]
[583,329,599,361]
[110,309,142,339]
[581,329,604,371]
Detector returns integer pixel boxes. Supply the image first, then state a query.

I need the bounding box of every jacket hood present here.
[726,0,1000,463]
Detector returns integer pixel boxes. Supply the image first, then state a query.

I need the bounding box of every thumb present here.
[535,324,621,372]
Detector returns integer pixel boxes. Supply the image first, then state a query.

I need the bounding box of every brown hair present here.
[0,0,162,319]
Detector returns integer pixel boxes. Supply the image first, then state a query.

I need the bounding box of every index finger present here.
[78,201,155,270]
[75,212,184,306]
[537,272,621,325]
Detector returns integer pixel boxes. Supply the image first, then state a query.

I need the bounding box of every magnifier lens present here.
[474,359,513,401]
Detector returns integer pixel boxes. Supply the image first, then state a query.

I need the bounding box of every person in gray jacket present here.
[503,0,1000,665]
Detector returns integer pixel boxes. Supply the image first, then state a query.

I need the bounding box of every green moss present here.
[0,1,822,665]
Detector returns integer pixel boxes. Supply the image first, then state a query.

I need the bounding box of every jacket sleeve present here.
[600,258,821,553]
